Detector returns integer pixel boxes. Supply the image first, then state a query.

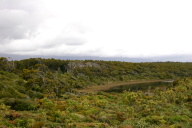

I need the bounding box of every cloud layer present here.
[0,0,192,60]
[0,0,88,55]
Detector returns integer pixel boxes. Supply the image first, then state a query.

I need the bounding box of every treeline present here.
[1,57,192,97]
[14,58,192,80]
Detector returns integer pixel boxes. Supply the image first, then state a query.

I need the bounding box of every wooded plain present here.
[0,57,191,127]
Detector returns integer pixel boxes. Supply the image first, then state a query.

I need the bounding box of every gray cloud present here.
[0,0,88,54]
[0,0,47,42]
[0,9,29,39]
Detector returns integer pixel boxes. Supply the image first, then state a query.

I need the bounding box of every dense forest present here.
[0,57,192,127]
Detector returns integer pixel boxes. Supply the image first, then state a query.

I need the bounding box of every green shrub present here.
[15,118,27,127]
[27,90,44,99]
[2,98,37,111]
[32,121,45,128]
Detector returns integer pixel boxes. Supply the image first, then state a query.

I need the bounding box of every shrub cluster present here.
[0,78,191,127]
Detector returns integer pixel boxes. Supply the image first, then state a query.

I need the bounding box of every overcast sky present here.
[0,0,192,60]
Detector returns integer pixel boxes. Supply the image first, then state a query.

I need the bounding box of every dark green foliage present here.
[2,98,37,111]
[0,71,27,99]
[27,90,44,99]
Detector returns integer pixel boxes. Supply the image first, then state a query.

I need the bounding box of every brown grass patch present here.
[77,80,168,93]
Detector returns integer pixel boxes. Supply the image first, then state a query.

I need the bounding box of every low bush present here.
[2,98,37,111]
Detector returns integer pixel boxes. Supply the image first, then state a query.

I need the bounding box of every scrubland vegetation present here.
[0,57,192,127]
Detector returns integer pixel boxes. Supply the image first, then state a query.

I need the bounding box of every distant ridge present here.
[0,53,192,62]
[0,54,153,62]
